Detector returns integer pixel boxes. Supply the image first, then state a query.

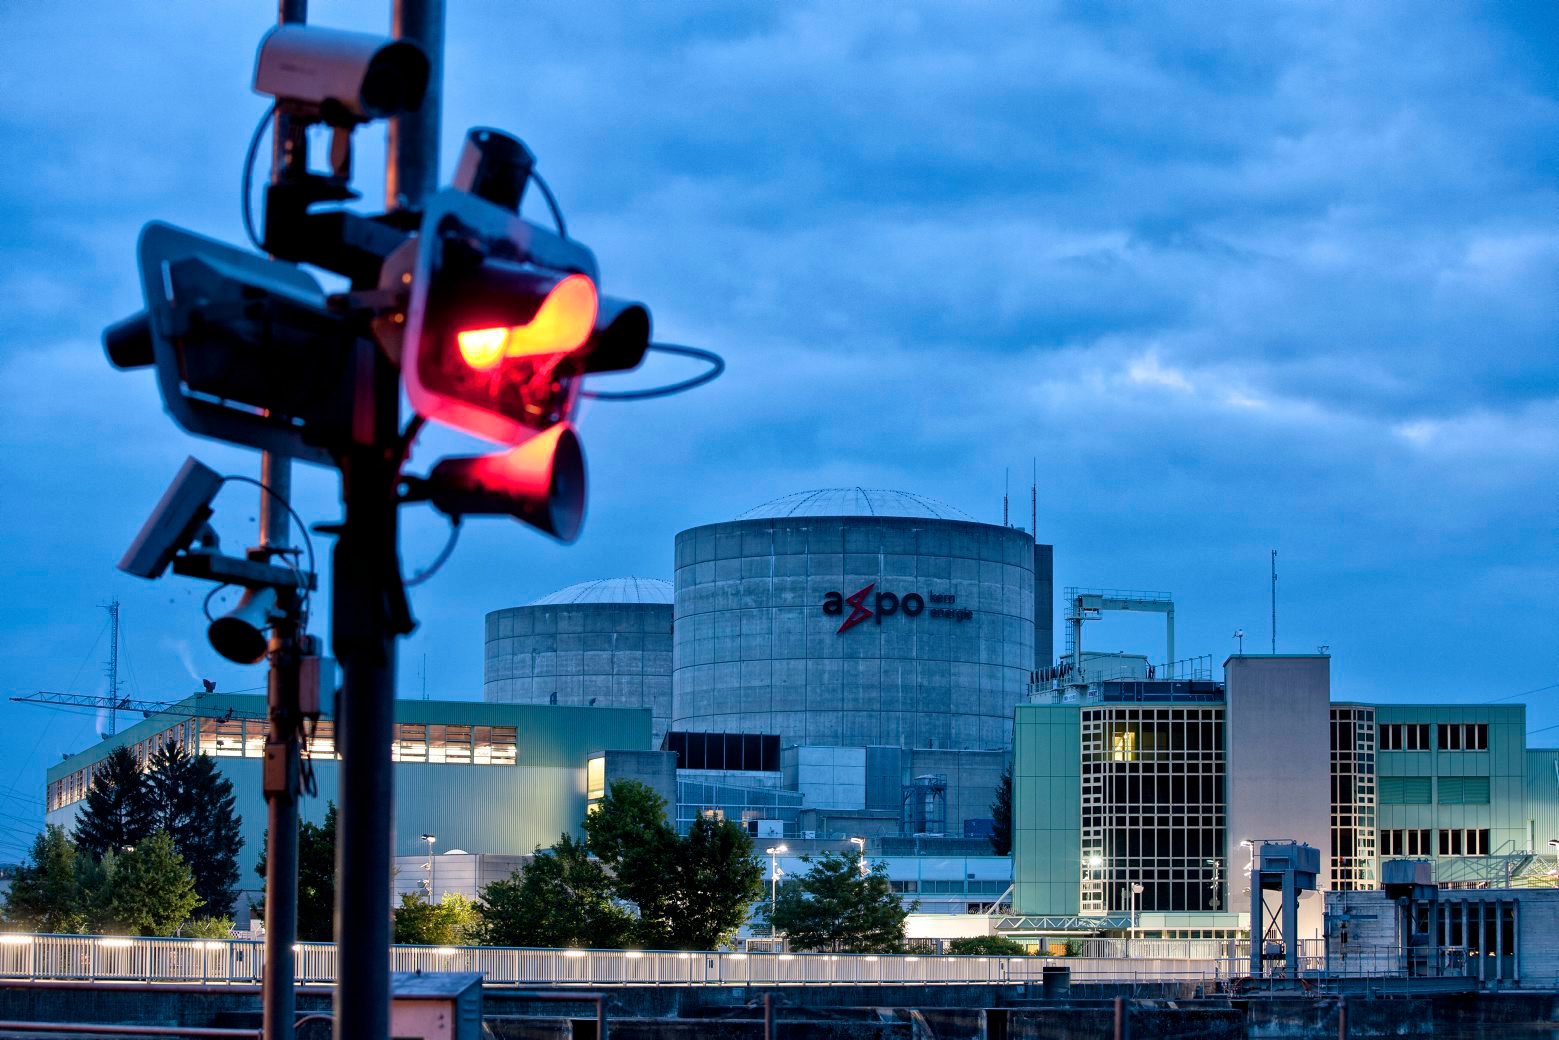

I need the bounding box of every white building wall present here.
[1225,655,1333,942]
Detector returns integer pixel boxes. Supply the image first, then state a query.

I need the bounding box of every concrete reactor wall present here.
[672,515,1036,750]
[484,602,673,744]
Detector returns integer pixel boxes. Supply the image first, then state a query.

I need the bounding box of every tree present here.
[768,851,908,953]
[73,747,149,859]
[989,761,1013,856]
[183,915,235,939]
[76,848,119,933]
[144,745,244,917]
[582,780,680,945]
[4,826,86,933]
[474,835,633,949]
[108,831,202,936]
[393,892,477,946]
[255,803,336,942]
[949,934,1026,955]
[664,812,765,950]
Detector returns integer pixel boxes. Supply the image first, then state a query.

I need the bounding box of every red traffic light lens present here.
[455,274,598,370]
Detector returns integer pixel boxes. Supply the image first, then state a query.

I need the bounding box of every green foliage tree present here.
[582,780,764,949]
[73,747,149,859]
[949,934,1026,955]
[108,831,202,936]
[75,848,119,932]
[393,892,478,946]
[474,834,633,949]
[255,803,336,942]
[664,812,765,949]
[767,851,908,953]
[4,826,86,933]
[989,761,1013,856]
[144,745,244,917]
[182,915,235,939]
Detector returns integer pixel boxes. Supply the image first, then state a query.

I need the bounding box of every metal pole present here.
[1337,995,1348,1040]
[261,5,307,1040]
[1113,996,1128,1040]
[1270,550,1277,655]
[387,0,444,210]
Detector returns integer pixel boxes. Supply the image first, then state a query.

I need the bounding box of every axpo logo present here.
[821,583,972,634]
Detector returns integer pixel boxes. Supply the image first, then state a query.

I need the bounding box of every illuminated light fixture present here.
[99,938,134,948]
[624,951,645,959]
[863,955,879,962]
[455,275,597,371]
[777,954,795,961]
[203,941,226,951]
[905,956,919,962]
[676,952,692,960]
[563,949,587,958]
[435,947,458,956]
[0,935,33,946]
[727,953,748,961]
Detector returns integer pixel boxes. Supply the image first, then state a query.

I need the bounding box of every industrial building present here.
[45,694,653,916]
[1006,652,1559,946]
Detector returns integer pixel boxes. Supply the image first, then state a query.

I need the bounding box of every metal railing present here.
[0,934,1231,987]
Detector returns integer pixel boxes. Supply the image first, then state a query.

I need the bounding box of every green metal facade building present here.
[45,694,653,872]
[1011,684,1559,936]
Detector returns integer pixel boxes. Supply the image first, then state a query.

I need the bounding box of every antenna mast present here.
[1270,550,1278,654]
[1031,458,1037,537]
[1003,468,1009,527]
[103,598,121,737]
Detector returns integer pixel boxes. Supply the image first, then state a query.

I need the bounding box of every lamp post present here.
[1548,839,1558,888]
[849,836,868,878]
[420,833,437,903]
[1130,882,1144,942]
[766,844,788,943]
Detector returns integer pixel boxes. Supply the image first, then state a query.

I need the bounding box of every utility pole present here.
[330,4,442,1038]
[260,4,308,1040]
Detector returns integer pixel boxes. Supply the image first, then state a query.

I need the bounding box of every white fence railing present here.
[0,935,1234,987]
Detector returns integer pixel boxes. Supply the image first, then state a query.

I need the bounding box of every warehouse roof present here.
[737,488,974,522]
[529,577,674,606]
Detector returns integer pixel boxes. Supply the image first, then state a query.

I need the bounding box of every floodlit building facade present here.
[1008,656,1559,944]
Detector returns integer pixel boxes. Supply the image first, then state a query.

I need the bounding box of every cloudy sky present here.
[0,2,1554,859]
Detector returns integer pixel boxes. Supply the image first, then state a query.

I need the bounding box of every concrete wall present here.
[485,603,673,745]
[1224,655,1332,941]
[673,517,1034,751]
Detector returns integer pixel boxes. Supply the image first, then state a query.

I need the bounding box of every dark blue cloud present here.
[0,0,1554,858]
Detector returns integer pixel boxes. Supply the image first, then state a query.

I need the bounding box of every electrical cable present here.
[405,519,463,588]
[220,475,317,610]
[580,342,726,401]
[529,170,567,240]
[241,104,276,252]
[202,584,235,624]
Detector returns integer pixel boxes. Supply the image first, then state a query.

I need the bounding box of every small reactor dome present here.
[739,487,973,522]
[484,577,673,745]
[673,489,1049,751]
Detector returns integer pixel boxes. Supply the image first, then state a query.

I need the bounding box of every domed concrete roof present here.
[529,577,674,606]
[737,488,974,522]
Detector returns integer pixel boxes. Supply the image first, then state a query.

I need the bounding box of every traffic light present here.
[401,187,652,447]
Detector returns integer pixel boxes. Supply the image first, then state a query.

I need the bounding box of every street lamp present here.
[1548,839,1558,889]
[420,833,437,903]
[766,844,788,942]
[849,836,868,878]
[1129,883,1144,942]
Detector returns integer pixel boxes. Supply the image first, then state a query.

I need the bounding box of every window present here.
[1379,776,1432,804]
[586,757,606,801]
[1438,776,1490,804]
[1438,828,1490,856]
[1437,723,1488,751]
[1380,828,1432,856]
[1380,723,1430,751]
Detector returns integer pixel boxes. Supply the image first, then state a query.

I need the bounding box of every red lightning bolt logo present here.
[837,582,876,634]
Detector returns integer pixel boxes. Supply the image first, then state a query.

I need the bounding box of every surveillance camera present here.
[119,457,224,580]
[254,25,429,126]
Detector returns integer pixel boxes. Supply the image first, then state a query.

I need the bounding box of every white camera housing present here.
[254,25,428,126]
[119,456,223,580]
